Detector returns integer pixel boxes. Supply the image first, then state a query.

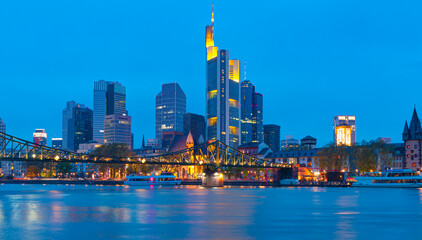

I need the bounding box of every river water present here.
[0,184,421,240]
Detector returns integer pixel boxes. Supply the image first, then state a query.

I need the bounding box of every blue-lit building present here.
[205,7,240,148]
[155,83,186,146]
[62,101,93,151]
[241,80,263,145]
[93,80,128,144]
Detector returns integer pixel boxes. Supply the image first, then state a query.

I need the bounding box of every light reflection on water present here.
[0,185,422,239]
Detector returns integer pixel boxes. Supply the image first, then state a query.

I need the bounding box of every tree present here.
[316,143,349,171]
[56,162,73,177]
[351,141,377,173]
[27,165,41,178]
[92,143,136,179]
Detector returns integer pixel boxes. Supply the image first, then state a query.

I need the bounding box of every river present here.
[0,184,421,239]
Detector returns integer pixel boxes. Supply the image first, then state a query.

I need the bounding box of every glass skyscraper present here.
[94,80,130,146]
[93,80,108,144]
[155,83,186,145]
[264,124,281,152]
[205,6,240,148]
[62,101,93,151]
[240,80,263,144]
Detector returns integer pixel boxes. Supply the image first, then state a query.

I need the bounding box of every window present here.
[407,145,410,149]
[413,163,417,167]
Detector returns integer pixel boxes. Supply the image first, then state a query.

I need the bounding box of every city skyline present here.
[1,1,422,147]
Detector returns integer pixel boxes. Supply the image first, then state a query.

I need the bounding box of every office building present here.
[52,138,63,149]
[205,6,241,148]
[333,115,356,146]
[104,114,132,148]
[155,83,186,145]
[33,129,47,146]
[263,124,280,152]
[402,108,422,170]
[301,136,317,149]
[241,79,263,144]
[0,118,5,134]
[93,80,127,144]
[183,113,206,144]
[62,101,93,151]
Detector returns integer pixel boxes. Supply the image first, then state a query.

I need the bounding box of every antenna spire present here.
[244,61,247,81]
[211,3,214,26]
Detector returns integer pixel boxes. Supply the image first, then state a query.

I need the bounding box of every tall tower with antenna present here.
[205,4,241,148]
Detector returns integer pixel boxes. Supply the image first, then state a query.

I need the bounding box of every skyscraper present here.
[33,129,47,146]
[104,114,132,147]
[93,80,108,144]
[333,115,356,146]
[93,80,127,144]
[62,101,93,151]
[183,113,206,144]
[155,83,186,145]
[264,124,280,152]
[241,79,263,144]
[0,118,5,134]
[205,5,240,148]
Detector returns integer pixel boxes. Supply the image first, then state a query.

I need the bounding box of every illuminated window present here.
[413,163,416,167]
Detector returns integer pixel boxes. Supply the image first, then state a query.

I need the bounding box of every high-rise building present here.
[205,6,240,148]
[263,124,280,152]
[183,113,206,144]
[104,114,132,148]
[52,138,63,149]
[106,82,126,115]
[155,83,186,145]
[241,79,263,144]
[93,80,108,144]
[62,101,93,151]
[33,129,47,146]
[333,115,356,146]
[93,80,127,144]
[0,118,5,134]
[402,108,422,170]
[301,136,317,150]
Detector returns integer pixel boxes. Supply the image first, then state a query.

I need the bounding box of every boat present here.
[353,169,422,188]
[124,173,182,186]
[279,179,300,186]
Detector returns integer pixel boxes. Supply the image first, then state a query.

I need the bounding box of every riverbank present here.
[0,179,352,187]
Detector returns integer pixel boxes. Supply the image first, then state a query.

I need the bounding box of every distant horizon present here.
[1,0,421,147]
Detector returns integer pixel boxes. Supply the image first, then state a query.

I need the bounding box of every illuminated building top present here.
[206,4,217,60]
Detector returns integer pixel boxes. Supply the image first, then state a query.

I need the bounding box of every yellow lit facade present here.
[229,60,240,83]
[336,125,352,146]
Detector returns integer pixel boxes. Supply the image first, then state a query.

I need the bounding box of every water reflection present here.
[0,185,421,239]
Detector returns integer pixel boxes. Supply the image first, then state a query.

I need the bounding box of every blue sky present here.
[1,0,421,147]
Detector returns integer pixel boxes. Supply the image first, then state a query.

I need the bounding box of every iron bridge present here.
[0,133,283,168]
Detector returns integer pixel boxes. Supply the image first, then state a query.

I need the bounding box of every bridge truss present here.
[0,132,283,168]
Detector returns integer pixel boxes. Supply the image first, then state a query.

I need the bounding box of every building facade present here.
[263,124,280,152]
[52,138,63,149]
[205,8,240,148]
[333,115,356,146]
[241,80,263,145]
[155,83,186,146]
[33,129,47,146]
[104,114,132,148]
[93,80,127,144]
[183,113,206,144]
[62,101,93,151]
[402,108,422,170]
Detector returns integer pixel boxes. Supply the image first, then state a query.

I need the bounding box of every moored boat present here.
[124,173,181,186]
[354,169,422,188]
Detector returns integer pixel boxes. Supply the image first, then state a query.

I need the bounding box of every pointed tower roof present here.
[186,131,194,148]
[409,108,422,139]
[403,121,409,134]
